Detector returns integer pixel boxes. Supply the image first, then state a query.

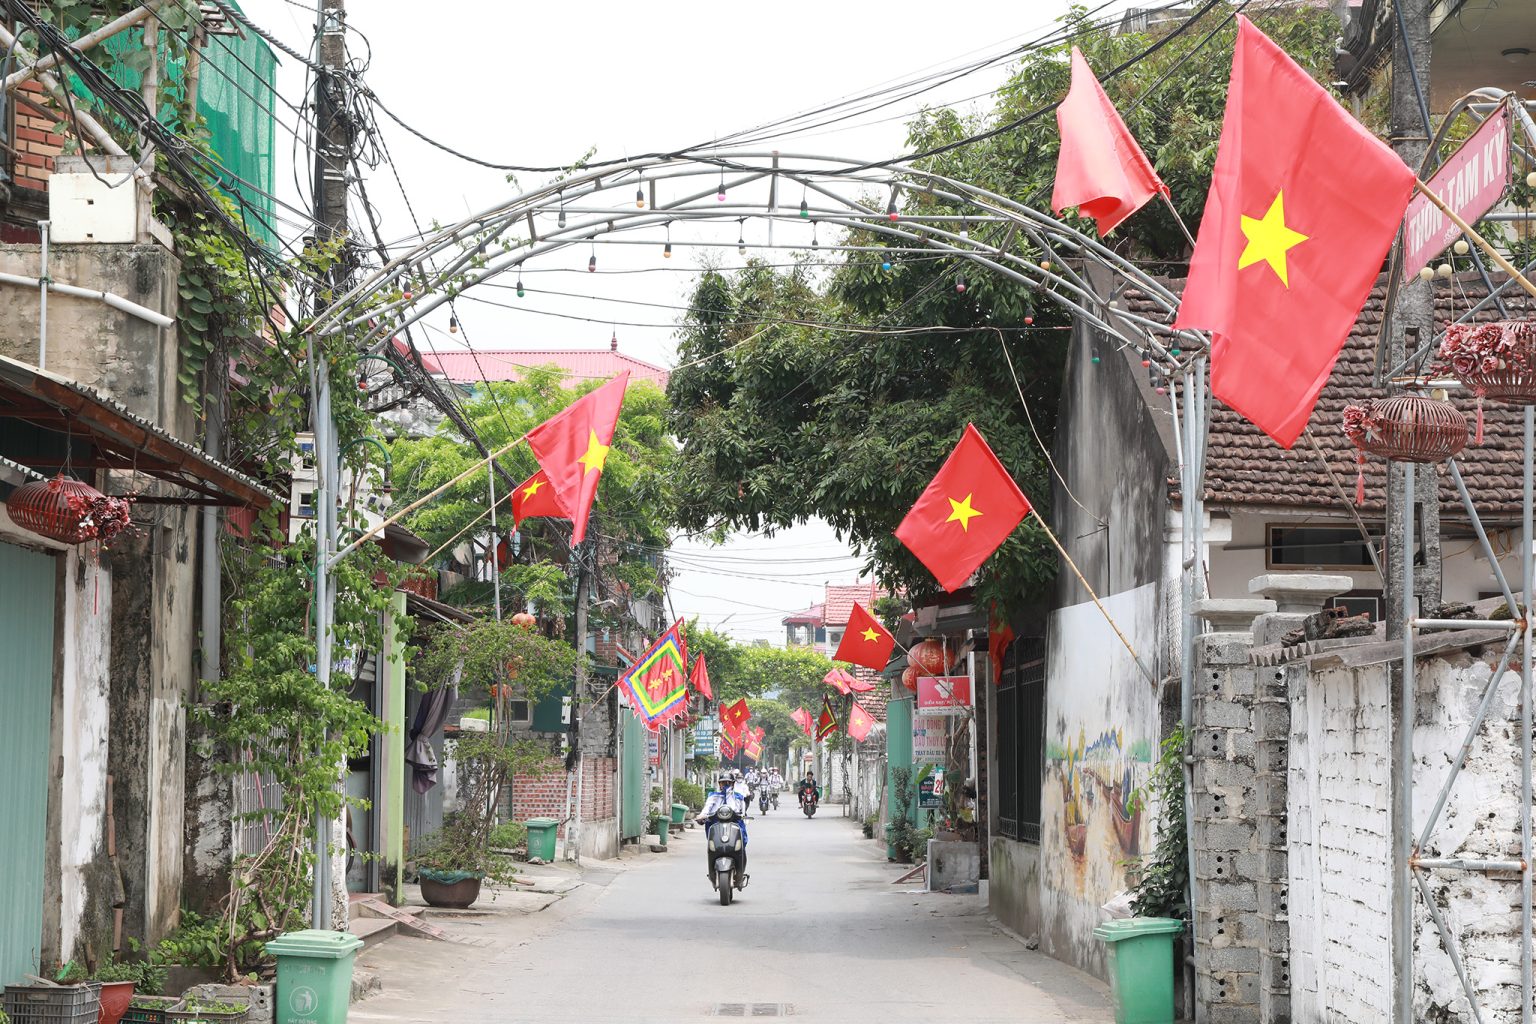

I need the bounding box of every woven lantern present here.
[1441,321,1536,406]
[1342,395,1467,504]
[5,475,104,543]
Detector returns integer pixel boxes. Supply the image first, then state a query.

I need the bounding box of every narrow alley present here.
[350,810,1110,1023]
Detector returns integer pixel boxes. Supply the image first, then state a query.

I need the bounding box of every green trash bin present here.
[1092,917,1184,1024]
[524,818,559,862]
[266,929,363,1024]
[670,802,688,825]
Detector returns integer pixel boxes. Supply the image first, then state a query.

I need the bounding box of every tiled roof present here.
[854,676,890,722]
[390,337,441,375]
[1132,274,1528,520]
[430,348,669,389]
[782,602,824,625]
[823,582,883,626]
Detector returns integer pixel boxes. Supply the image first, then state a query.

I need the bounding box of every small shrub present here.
[151,909,235,969]
[673,779,705,812]
[488,821,528,850]
[861,814,878,839]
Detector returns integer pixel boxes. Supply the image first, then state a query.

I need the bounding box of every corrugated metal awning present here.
[0,352,276,508]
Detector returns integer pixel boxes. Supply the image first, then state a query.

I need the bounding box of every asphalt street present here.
[351,807,1111,1023]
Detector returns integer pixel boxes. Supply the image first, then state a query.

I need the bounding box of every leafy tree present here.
[687,624,836,712]
[666,7,1340,612]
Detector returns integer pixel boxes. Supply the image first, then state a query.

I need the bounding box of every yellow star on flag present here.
[1238,191,1308,287]
[522,479,544,498]
[861,627,880,642]
[577,430,611,475]
[946,493,982,532]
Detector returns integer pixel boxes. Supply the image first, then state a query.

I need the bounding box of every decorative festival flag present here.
[617,618,689,731]
[721,698,752,740]
[834,602,896,671]
[689,653,714,702]
[791,707,814,737]
[744,738,763,762]
[511,469,564,529]
[894,425,1033,592]
[847,701,876,742]
[1172,18,1414,448]
[823,667,856,695]
[989,605,1016,685]
[526,371,630,543]
[1052,46,1168,236]
[720,731,737,760]
[816,698,839,741]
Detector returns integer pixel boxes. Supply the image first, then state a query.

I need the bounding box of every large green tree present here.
[667,7,1339,611]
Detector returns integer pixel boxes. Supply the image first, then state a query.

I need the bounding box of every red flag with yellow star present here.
[847,701,876,742]
[1172,17,1413,448]
[526,371,630,543]
[894,425,1032,593]
[833,602,896,671]
[511,469,565,529]
[721,698,751,740]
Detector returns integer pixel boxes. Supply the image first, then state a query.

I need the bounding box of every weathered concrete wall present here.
[0,243,184,436]
[989,837,1042,939]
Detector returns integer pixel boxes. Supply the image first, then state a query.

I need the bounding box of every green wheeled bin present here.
[1092,917,1184,1024]
[266,929,363,1024]
[525,817,559,862]
[671,802,688,825]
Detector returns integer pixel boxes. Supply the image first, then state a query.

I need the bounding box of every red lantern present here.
[908,638,949,677]
[900,664,918,693]
[511,611,537,630]
[5,476,104,543]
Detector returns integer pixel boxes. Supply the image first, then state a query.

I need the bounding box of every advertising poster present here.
[916,675,972,714]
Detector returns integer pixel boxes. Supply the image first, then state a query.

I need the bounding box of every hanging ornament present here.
[737,219,747,256]
[516,275,525,298]
[635,185,645,209]
[448,316,458,334]
[717,168,727,202]
[557,194,567,229]
[955,273,966,294]
[799,197,809,219]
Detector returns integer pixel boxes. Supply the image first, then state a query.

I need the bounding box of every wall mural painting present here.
[1041,580,1160,953]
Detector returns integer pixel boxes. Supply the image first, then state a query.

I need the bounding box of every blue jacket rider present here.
[698,772,749,874]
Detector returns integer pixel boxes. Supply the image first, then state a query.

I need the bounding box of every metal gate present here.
[620,710,645,840]
[0,542,55,985]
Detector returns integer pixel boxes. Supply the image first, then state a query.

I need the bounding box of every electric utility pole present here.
[309,0,350,932]
[1386,3,1432,1021]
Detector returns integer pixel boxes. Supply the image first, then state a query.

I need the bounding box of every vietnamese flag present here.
[526,372,630,543]
[1173,18,1414,448]
[834,603,896,671]
[791,707,813,737]
[823,667,856,696]
[1052,47,1168,236]
[894,425,1032,593]
[816,698,838,741]
[989,604,1016,686]
[847,701,876,742]
[721,698,751,740]
[846,672,877,694]
[689,654,713,702]
[511,469,565,529]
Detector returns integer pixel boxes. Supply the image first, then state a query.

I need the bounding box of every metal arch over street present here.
[306,150,1203,369]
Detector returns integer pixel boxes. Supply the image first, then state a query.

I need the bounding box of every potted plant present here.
[91,962,140,1024]
[410,620,574,908]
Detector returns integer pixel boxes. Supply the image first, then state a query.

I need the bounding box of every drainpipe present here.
[199,405,221,686]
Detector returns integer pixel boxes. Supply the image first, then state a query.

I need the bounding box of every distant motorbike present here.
[758,784,778,814]
[702,806,747,905]
[800,788,818,818]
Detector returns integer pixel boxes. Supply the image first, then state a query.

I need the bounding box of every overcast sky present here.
[237,0,1152,642]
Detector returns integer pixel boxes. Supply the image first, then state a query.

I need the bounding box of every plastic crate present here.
[2,982,102,1024]
[121,996,184,1024]
[163,999,249,1024]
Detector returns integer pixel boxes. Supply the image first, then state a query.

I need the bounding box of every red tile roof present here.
[782,602,825,625]
[390,337,441,375]
[1133,274,1527,520]
[823,582,883,626]
[430,348,669,389]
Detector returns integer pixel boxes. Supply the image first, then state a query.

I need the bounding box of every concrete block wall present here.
[1191,630,1268,1024]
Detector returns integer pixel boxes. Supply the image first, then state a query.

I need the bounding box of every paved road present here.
[351,807,1110,1023]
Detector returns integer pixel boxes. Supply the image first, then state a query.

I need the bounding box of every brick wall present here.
[581,755,615,821]
[11,82,65,193]
[506,755,616,839]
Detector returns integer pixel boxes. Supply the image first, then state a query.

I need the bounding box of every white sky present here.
[236,0,1152,642]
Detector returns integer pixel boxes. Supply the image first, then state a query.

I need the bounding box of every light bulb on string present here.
[636,186,645,209]
[448,316,458,334]
[557,193,566,229]
[881,259,892,272]
[737,219,746,256]
[718,167,727,202]
[955,273,966,294]
[516,275,525,298]
[959,218,969,241]
[799,196,809,219]
[811,221,819,249]
[589,242,597,273]
[664,222,672,259]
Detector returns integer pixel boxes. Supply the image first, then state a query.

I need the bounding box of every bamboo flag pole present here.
[1028,508,1157,685]
[328,432,531,567]
[1413,178,1536,302]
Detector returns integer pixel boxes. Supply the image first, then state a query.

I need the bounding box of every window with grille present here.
[994,636,1044,844]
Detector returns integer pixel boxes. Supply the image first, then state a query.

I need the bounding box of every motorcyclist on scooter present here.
[797,771,820,806]
[698,773,748,876]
